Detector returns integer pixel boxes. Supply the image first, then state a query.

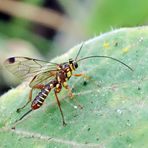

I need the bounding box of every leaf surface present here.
[0,27,148,148]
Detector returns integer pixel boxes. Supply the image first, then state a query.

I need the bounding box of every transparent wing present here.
[29,70,57,88]
[4,56,58,83]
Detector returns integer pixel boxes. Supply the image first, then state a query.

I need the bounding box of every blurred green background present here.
[0,0,148,95]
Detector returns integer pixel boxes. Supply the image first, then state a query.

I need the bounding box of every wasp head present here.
[69,59,78,70]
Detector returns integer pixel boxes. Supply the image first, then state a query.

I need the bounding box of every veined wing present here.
[4,56,58,81]
[29,62,70,87]
[29,70,57,88]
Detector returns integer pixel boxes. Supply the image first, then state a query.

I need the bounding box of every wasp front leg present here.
[17,84,45,113]
[73,73,100,87]
[73,73,91,80]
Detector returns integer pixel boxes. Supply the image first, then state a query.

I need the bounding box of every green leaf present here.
[0,27,147,148]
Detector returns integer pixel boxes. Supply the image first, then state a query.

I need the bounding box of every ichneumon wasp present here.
[4,43,133,126]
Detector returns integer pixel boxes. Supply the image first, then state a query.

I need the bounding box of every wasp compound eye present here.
[74,62,78,68]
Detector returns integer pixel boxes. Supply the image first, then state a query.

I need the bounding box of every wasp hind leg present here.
[54,88,67,126]
[16,84,45,113]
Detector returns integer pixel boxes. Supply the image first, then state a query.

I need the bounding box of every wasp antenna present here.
[14,109,33,124]
[77,55,133,71]
[75,42,84,61]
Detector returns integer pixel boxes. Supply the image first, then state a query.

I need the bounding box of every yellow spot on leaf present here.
[122,47,129,53]
[103,42,110,48]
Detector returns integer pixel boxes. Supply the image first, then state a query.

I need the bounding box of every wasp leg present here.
[54,89,66,126]
[73,73,100,87]
[16,84,45,113]
[73,73,91,80]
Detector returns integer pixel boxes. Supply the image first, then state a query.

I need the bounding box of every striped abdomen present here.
[31,81,56,110]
